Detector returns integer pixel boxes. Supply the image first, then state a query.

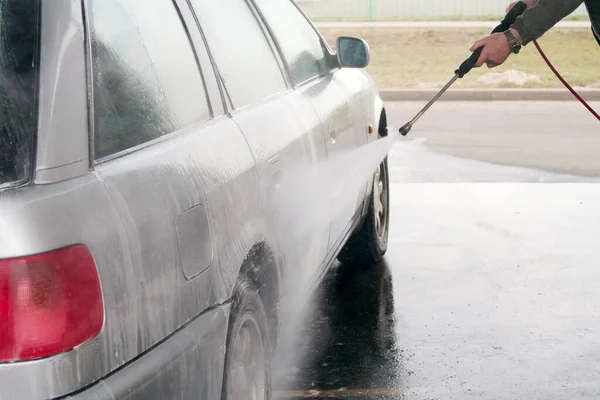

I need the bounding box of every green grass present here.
[311,14,591,22]
[319,27,600,88]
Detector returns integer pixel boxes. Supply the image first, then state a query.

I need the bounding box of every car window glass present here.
[0,0,38,186]
[189,0,287,109]
[254,0,329,86]
[90,0,210,160]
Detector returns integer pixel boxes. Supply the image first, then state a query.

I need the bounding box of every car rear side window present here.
[89,0,211,160]
[254,0,329,86]
[0,0,39,187]
[189,0,287,109]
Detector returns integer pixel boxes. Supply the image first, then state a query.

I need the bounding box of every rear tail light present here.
[0,246,104,362]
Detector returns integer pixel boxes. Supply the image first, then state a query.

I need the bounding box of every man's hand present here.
[470,32,511,68]
[470,28,524,68]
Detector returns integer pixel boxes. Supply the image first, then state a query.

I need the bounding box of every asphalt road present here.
[273,102,600,399]
[386,101,600,177]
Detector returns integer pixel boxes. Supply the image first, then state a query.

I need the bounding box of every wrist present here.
[504,29,523,54]
[509,27,524,45]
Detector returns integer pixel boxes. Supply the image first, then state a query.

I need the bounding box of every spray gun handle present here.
[496,1,529,33]
[455,1,528,78]
[455,49,482,78]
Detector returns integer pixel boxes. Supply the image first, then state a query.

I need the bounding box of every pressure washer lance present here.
[399,1,528,136]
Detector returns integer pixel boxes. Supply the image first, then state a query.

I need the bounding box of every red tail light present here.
[0,246,104,362]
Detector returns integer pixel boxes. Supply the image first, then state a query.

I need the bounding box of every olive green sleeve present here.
[511,0,585,45]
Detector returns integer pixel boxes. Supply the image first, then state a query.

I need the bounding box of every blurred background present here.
[299,0,599,90]
[298,0,589,20]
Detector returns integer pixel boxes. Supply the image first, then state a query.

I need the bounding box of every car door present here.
[253,0,369,257]
[87,2,263,394]
[187,0,331,290]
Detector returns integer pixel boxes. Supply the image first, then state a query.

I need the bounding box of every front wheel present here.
[338,157,390,266]
[221,280,271,400]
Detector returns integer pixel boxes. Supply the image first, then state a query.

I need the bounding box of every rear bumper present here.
[64,304,230,400]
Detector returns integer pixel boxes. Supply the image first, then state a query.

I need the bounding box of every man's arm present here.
[512,0,585,45]
[470,0,584,68]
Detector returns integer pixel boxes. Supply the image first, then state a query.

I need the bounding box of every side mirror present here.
[336,36,370,68]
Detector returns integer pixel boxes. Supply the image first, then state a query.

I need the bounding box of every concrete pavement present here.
[383,182,600,399]
[275,173,600,400]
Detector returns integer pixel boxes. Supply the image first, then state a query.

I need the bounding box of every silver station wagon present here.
[0,0,391,399]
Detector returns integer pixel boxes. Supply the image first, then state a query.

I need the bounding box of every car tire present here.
[221,279,272,400]
[337,157,390,267]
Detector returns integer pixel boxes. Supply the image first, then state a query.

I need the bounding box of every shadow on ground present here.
[274,260,405,400]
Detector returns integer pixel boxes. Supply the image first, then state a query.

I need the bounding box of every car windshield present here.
[0,0,38,187]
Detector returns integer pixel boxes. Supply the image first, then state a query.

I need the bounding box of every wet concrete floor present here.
[273,112,600,400]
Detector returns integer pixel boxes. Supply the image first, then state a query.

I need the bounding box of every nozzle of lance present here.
[399,122,412,136]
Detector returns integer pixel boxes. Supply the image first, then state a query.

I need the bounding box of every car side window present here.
[90,0,211,160]
[189,0,287,109]
[254,0,330,86]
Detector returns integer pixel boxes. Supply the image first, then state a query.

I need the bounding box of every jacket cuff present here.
[511,17,537,46]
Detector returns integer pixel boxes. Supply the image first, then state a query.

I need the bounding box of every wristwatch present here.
[504,29,522,54]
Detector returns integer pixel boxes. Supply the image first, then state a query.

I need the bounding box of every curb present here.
[379,89,600,102]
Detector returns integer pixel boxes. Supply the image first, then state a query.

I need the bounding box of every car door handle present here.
[268,155,283,187]
[268,155,280,167]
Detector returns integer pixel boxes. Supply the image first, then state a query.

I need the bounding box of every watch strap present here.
[504,30,521,54]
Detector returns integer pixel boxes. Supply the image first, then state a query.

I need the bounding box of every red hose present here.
[532,39,600,121]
